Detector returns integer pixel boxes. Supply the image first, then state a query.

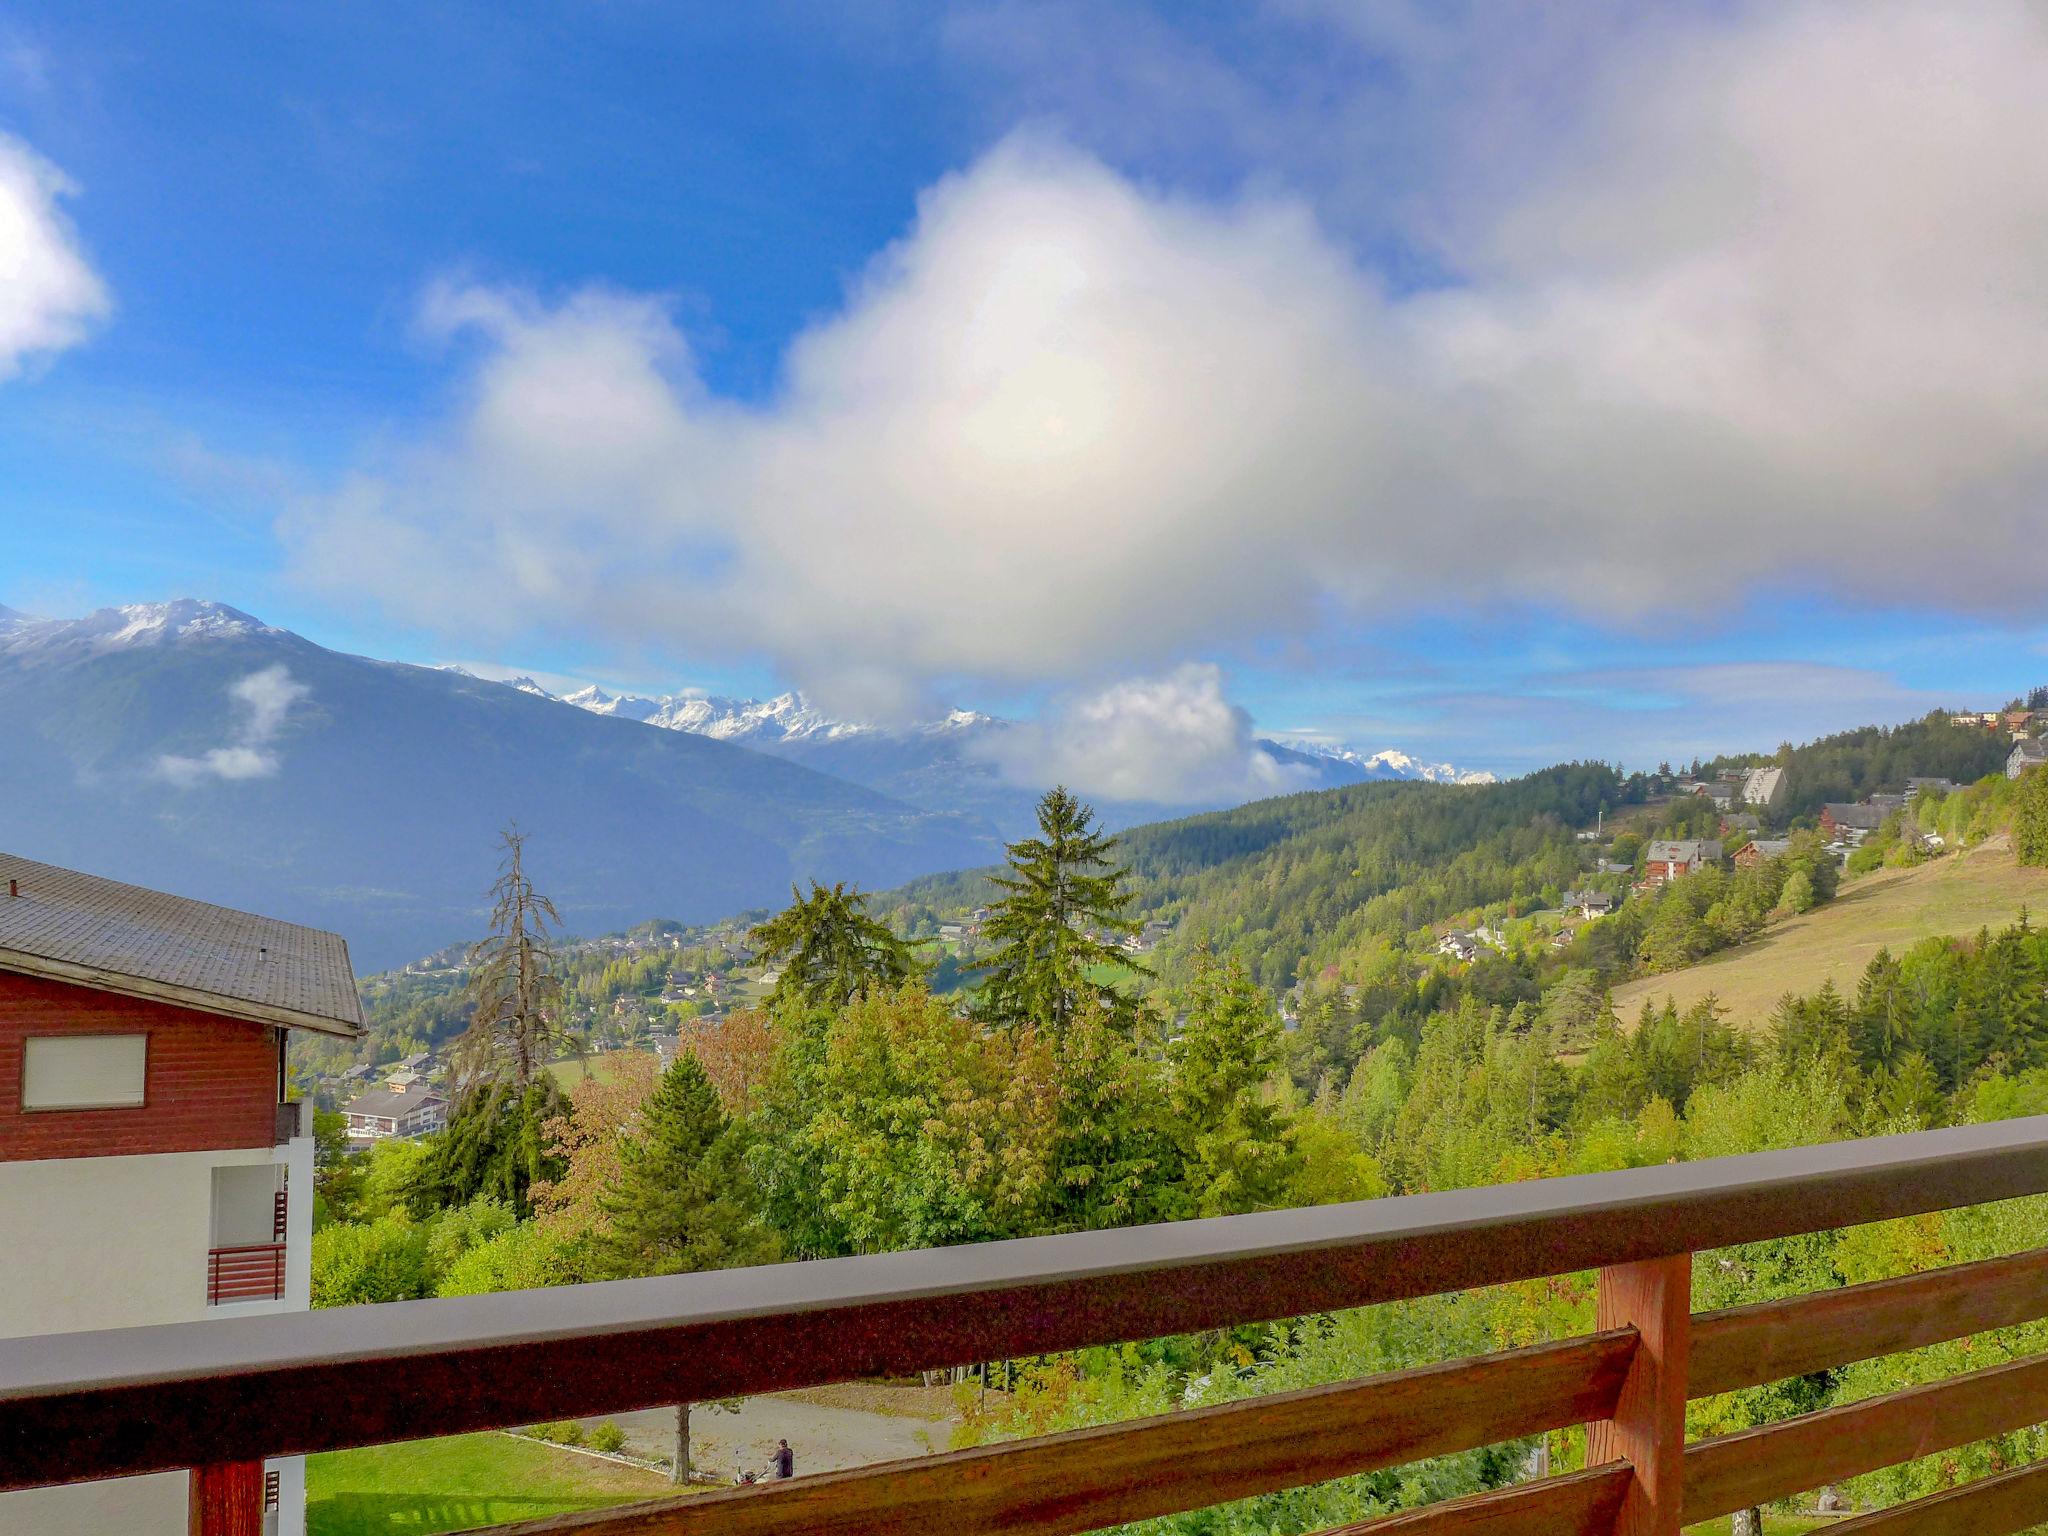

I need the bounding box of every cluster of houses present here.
[1681,765,1787,814]
[1436,923,1508,962]
[1948,707,2047,780]
[1950,707,2041,739]
[936,905,994,943]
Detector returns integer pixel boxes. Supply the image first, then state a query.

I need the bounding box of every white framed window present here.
[21,1034,149,1110]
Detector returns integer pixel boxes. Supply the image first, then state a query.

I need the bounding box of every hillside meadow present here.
[1611,837,2048,1026]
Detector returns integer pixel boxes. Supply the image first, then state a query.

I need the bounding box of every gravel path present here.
[577,1388,957,1484]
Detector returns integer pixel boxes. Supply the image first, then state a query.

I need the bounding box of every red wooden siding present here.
[0,971,282,1161]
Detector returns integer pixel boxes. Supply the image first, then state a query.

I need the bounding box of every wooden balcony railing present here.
[9,1117,2048,1535]
[205,1242,286,1306]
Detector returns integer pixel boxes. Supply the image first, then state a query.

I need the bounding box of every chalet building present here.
[1734,838,1794,869]
[1741,766,1787,811]
[341,1082,448,1144]
[1641,839,1722,886]
[1907,776,1958,798]
[1720,813,1761,837]
[1820,803,1889,843]
[0,852,363,1536]
[1436,931,1480,963]
[1699,780,1742,813]
[2010,739,2048,780]
[1562,890,1617,919]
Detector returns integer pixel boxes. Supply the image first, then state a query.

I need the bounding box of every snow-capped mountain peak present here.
[0,599,279,657]
[1268,738,1497,785]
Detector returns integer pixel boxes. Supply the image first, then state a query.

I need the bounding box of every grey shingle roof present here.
[344,1085,445,1122]
[0,852,363,1037]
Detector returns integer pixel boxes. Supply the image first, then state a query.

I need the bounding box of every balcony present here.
[9,1117,2048,1535]
[206,1243,286,1306]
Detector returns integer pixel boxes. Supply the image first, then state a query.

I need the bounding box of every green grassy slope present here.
[1611,837,2048,1027]
[307,1432,671,1534]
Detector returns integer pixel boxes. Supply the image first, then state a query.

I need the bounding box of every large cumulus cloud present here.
[282,1,2048,723]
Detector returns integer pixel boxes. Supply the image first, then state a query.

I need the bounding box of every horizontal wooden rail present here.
[9,1117,2048,1491]
[1683,1348,2048,1521]
[439,1331,1637,1536]
[1689,1245,2048,1397]
[1824,1457,2048,1534]
[1323,1466,1631,1535]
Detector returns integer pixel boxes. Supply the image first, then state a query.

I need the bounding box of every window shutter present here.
[21,1035,149,1109]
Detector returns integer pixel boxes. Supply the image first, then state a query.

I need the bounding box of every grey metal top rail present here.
[5,1116,2048,1491]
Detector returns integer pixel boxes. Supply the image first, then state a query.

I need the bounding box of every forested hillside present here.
[879,763,1634,991]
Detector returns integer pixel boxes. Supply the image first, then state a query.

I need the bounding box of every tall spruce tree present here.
[1168,951,1298,1217]
[749,881,918,1012]
[598,1053,778,1277]
[2016,765,2048,866]
[977,787,1146,1032]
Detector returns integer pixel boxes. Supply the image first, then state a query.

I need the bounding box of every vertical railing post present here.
[188,1460,264,1536]
[1588,1253,1692,1536]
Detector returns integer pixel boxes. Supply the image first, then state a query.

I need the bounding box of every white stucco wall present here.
[0,1136,315,1534]
[0,1142,301,1337]
[0,1471,188,1536]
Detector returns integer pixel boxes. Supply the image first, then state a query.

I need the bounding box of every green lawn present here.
[307,1432,673,1535]
[542,1049,657,1090]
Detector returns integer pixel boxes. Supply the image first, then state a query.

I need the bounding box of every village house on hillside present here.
[1642,839,1722,886]
[2010,739,2048,780]
[1820,803,1889,844]
[0,851,363,1536]
[1734,838,1794,868]
[342,1082,449,1145]
[1562,889,1617,919]
[1741,766,1787,810]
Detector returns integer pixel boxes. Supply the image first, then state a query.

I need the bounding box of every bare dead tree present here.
[453,826,577,1093]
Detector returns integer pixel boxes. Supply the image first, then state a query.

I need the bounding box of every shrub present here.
[310,1215,432,1307]
[528,1420,586,1446]
[588,1421,627,1455]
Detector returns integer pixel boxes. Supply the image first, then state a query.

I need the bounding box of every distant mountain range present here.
[0,602,996,970]
[459,675,1496,829]
[0,598,1494,968]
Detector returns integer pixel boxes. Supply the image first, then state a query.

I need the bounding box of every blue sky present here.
[2,2,2045,789]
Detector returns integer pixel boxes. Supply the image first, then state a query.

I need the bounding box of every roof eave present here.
[0,947,364,1040]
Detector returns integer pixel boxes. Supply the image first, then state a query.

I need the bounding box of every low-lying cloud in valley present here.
[973,663,1315,805]
[156,665,310,786]
[261,0,2048,787]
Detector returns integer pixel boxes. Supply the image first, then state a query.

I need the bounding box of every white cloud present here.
[281,1,2048,709]
[0,134,108,379]
[156,666,310,786]
[972,663,1314,804]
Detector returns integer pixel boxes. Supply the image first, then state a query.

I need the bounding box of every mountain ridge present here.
[0,601,997,969]
[470,673,1496,819]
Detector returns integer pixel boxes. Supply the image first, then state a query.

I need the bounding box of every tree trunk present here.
[1730,1510,1763,1536]
[671,1402,690,1486]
